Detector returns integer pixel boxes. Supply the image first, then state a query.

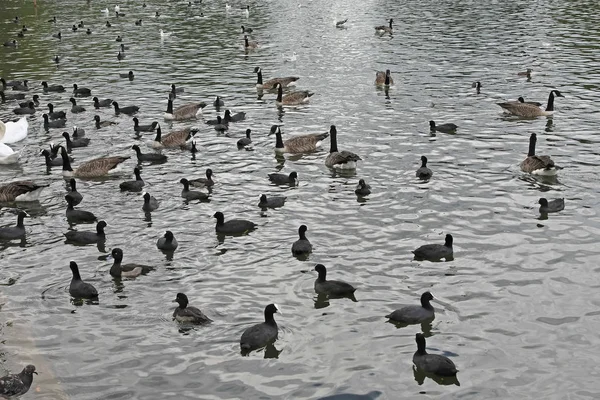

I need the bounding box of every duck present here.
[243,35,258,50]
[67,178,83,205]
[18,95,38,108]
[213,211,256,235]
[62,131,90,151]
[0,364,37,397]
[131,145,167,163]
[60,147,129,178]
[413,234,454,261]
[375,69,394,86]
[115,35,123,42]
[69,261,98,299]
[133,117,158,132]
[272,125,329,153]
[355,179,371,196]
[69,97,86,113]
[0,181,46,202]
[213,96,224,108]
[254,67,300,90]
[156,127,198,148]
[188,169,214,188]
[41,81,65,92]
[520,133,559,175]
[375,18,393,34]
[119,168,145,192]
[40,148,63,168]
[11,80,28,91]
[116,51,125,62]
[386,292,435,324]
[539,198,565,214]
[163,98,206,121]
[72,126,85,138]
[94,115,116,128]
[258,194,286,209]
[72,84,91,97]
[65,194,96,223]
[77,21,85,28]
[93,97,113,108]
[325,125,361,169]
[47,103,66,120]
[42,114,66,130]
[518,68,532,77]
[142,192,159,212]
[274,82,313,106]
[173,293,212,324]
[64,221,107,244]
[13,102,36,115]
[268,171,298,186]
[314,264,356,297]
[112,101,139,115]
[49,16,57,22]
[498,90,564,117]
[416,156,433,179]
[291,225,312,257]
[240,304,280,355]
[3,40,18,47]
[0,142,20,165]
[472,81,481,94]
[0,211,27,240]
[237,129,252,148]
[109,248,152,278]
[86,28,92,35]
[134,19,142,25]
[0,90,25,101]
[429,120,457,133]
[241,25,253,33]
[106,21,112,27]
[413,333,458,377]
[223,110,246,123]
[180,178,208,201]
[0,117,28,144]
[52,31,62,39]
[157,230,178,251]
[119,70,134,80]
[212,116,228,133]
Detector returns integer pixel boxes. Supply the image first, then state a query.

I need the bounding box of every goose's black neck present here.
[276,84,283,102]
[256,70,263,85]
[527,134,537,157]
[134,169,142,181]
[329,127,338,153]
[275,129,284,149]
[545,91,556,112]
[17,213,25,228]
[385,71,391,85]
[181,180,190,191]
[155,127,162,142]
[166,99,173,114]
[97,224,106,235]
[61,148,73,172]
[421,296,433,310]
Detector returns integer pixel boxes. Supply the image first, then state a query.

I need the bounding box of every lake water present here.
[1,0,600,399]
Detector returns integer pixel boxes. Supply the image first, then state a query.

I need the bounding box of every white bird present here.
[159,29,172,38]
[283,52,297,63]
[242,5,249,17]
[225,3,231,11]
[114,5,120,12]
[100,8,109,14]
[0,142,20,164]
[0,117,28,144]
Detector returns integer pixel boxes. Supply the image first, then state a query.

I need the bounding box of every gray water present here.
[1,0,600,398]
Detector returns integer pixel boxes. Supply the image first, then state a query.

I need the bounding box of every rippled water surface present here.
[1,0,600,398]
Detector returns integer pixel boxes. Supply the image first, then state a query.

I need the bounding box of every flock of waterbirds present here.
[0,0,568,397]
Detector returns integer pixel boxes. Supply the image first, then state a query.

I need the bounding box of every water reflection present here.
[412,365,460,387]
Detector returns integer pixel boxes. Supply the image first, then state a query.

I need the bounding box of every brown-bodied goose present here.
[375,18,393,34]
[243,35,258,50]
[375,69,394,86]
[60,146,129,178]
[325,125,361,170]
[254,67,299,90]
[163,97,206,121]
[155,127,198,148]
[520,133,559,176]
[275,83,313,106]
[271,125,329,154]
[498,90,564,117]
[0,181,47,202]
[518,97,542,107]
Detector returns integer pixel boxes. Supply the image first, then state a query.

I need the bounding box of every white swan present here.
[0,143,20,164]
[0,118,28,144]
[114,5,120,12]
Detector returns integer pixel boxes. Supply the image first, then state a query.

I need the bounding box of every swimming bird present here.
[240,304,280,354]
[314,264,356,297]
[498,90,564,117]
[69,261,98,299]
[375,18,393,34]
[413,333,458,377]
[291,225,312,257]
[86,28,92,34]
[134,19,142,25]
[173,293,212,324]
[41,81,65,92]
[93,97,113,109]
[67,178,83,205]
[115,35,122,42]
[65,194,96,223]
[117,51,125,60]
[120,168,145,192]
[472,81,481,94]
[72,126,85,138]
[416,156,433,179]
[0,90,25,101]
[163,98,206,121]
[120,70,134,80]
[258,194,286,209]
[518,97,542,107]
[272,125,329,153]
[180,178,208,201]
[520,133,559,175]
[112,101,139,115]
[386,292,435,324]
[274,82,313,106]
[224,110,246,123]
[69,97,86,113]
[412,234,454,261]
[109,248,152,278]
[13,102,35,115]
[3,40,18,47]
[243,35,258,50]
[106,21,112,27]
[142,192,159,212]
[169,84,184,97]
[11,80,28,91]
[64,221,107,244]
[254,67,299,90]
[47,103,66,120]
[237,129,252,148]
[41,148,64,168]
[0,211,27,240]
[325,125,361,169]
[133,117,158,132]
[213,96,224,108]
[518,68,532,77]
[0,141,20,165]
[94,115,116,128]
[163,127,198,148]
[131,145,167,163]
[241,25,253,33]
[0,365,37,397]
[159,29,172,38]
[355,179,371,196]
[213,211,256,235]
[268,171,298,186]
[429,121,457,133]
[375,69,394,86]
[212,116,229,133]
[52,31,62,39]
[0,118,28,144]
[60,147,129,178]
[49,16,57,22]
[0,181,46,202]
[335,18,348,27]
[72,84,91,97]
[188,169,214,188]
[157,230,178,251]
[539,198,565,214]
[62,131,90,151]
[42,114,66,129]
[18,95,38,108]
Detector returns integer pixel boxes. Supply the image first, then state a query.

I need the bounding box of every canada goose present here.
[275,82,313,106]
[375,18,393,34]
[94,115,116,128]
[41,81,65,92]
[133,117,158,132]
[518,68,532,77]
[43,114,66,129]
[416,156,433,179]
[188,168,214,188]
[355,179,371,196]
[472,81,481,94]
[0,211,28,240]
[237,129,252,148]
[93,97,113,108]
[173,293,212,324]
[213,211,256,235]
[158,127,198,148]
[413,333,458,377]
[117,51,125,61]
[538,198,565,214]
[314,264,356,297]
[325,125,361,169]
[163,98,206,120]
[518,97,542,107]
[254,67,299,90]
[375,69,394,86]
[520,133,559,175]
[47,103,66,120]
[413,234,453,261]
[244,35,258,50]
[112,101,139,115]
[497,90,564,117]
[224,109,246,123]
[60,147,129,178]
[72,84,91,97]
[120,70,134,80]
[170,84,184,96]
[131,145,167,163]
[429,120,457,133]
[291,225,312,257]
[180,178,209,201]
[272,125,329,153]
[69,97,86,113]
